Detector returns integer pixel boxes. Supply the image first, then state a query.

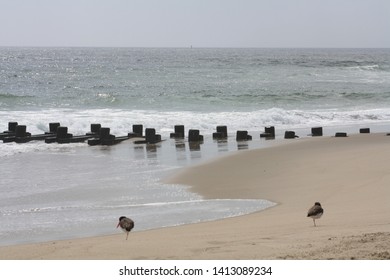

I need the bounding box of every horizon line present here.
[1,45,389,49]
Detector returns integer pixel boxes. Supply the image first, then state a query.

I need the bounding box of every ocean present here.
[1,47,390,246]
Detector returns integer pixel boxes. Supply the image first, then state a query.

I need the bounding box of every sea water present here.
[1,48,389,246]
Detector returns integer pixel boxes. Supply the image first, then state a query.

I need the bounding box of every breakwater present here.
[1,121,377,147]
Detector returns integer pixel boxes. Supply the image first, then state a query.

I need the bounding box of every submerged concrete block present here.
[48,123,61,134]
[54,126,80,144]
[188,129,203,142]
[56,126,73,139]
[236,130,251,141]
[188,129,199,142]
[1,122,18,140]
[132,125,143,137]
[360,128,370,134]
[15,125,29,138]
[261,126,275,139]
[145,128,156,143]
[284,131,298,139]
[89,127,129,146]
[212,132,224,139]
[145,128,162,144]
[170,125,185,139]
[213,126,227,140]
[86,123,101,136]
[7,122,18,133]
[335,132,348,137]
[311,127,323,137]
[215,126,228,139]
[2,124,31,143]
[99,127,111,139]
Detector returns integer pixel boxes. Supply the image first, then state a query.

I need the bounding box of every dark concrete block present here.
[49,123,61,134]
[236,130,251,141]
[284,131,298,139]
[216,126,228,138]
[335,132,348,137]
[7,122,18,132]
[311,127,323,137]
[173,125,185,138]
[133,124,143,137]
[188,129,200,142]
[261,126,275,139]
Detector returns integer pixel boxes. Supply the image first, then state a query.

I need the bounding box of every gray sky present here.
[1,0,389,48]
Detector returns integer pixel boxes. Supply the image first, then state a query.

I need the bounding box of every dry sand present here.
[1,133,390,260]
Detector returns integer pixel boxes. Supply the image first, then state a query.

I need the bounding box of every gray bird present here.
[307,202,324,227]
[116,216,135,240]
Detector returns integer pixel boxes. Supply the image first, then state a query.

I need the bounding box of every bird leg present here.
[313,219,316,227]
[126,232,129,240]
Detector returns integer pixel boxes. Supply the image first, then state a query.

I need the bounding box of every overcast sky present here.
[1,0,389,48]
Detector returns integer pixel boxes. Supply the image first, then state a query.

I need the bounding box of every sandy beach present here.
[1,133,390,260]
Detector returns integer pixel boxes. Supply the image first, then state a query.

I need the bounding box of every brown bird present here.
[116,216,134,240]
[307,202,324,227]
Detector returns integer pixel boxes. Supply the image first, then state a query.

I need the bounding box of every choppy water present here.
[1,47,389,246]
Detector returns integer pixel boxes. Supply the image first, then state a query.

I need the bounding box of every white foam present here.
[0,140,85,158]
[347,64,380,71]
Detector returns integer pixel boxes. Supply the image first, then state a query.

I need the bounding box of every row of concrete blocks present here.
[0,122,375,145]
[1,122,56,143]
[0,122,130,145]
[0,122,163,145]
[168,125,361,141]
[284,127,372,139]
[169,125,275,141]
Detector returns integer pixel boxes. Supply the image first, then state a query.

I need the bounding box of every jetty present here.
[1,121,379,151]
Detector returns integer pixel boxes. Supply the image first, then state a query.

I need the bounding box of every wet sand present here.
[1,133,390,259]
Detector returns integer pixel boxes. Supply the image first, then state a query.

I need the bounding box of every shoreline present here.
[1,133,390,259]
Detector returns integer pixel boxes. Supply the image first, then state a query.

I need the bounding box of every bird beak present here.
[116,222,120,228]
